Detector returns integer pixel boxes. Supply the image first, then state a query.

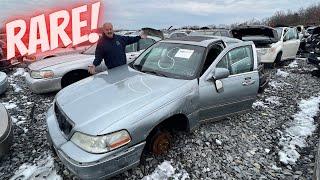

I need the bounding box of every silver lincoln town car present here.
[46,36,259,179]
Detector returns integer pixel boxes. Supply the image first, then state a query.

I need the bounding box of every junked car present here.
[25,35,161,94]
[0,72,8,95]
[46,36,260,179]
[189,29,233,38]
[231,25,300,67]
[0,103,13,159]
[23,43,92,64]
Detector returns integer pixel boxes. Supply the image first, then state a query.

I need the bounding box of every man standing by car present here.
[88,23,146,74]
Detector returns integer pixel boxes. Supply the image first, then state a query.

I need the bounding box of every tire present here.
[273,52,282,67]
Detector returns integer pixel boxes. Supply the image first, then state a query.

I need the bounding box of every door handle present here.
[242,79,256,86]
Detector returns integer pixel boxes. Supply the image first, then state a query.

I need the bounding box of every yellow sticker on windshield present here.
[174,49,194,59]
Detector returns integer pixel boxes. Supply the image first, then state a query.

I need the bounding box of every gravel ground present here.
[0,58,320,180]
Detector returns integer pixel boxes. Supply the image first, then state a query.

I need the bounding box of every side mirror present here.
[213,68,230,80]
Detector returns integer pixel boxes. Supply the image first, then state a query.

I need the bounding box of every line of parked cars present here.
[2,24,318,179]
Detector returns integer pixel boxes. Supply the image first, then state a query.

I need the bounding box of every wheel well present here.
[44,55,55,59]
[61,69,90,88]
[147,114,189,139]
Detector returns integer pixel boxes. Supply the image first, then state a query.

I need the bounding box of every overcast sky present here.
[0,0,319,29]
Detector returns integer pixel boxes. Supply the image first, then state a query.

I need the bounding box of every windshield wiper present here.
[141,69,167,77]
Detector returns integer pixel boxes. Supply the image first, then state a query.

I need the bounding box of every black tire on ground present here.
[61,70,90,88]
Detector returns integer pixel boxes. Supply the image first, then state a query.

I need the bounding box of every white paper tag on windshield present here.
[175,49,194,59]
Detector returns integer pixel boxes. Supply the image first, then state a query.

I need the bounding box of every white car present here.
[231,26,300,66]
[25,36,161,94]
[23,44,91,64]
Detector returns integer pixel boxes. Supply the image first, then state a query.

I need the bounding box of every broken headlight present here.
[71,130,131,153]
[30,70,54,79]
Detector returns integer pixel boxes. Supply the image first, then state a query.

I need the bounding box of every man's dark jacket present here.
[93,34,141,69]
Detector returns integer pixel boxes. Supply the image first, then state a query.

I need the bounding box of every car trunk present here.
[231,26,279,48]
[142,27,164,39]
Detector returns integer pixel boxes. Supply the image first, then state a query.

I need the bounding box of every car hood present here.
[28,54,94,70]
[55,65,188,135]
[231,26,279,44]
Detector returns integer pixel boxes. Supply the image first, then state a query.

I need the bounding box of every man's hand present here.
[88,65,96,74]
[140,32,147,39]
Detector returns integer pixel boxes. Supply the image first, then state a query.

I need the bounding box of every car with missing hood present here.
[25,35,162,94]
[231,25,300,67]
[46,36,260,179]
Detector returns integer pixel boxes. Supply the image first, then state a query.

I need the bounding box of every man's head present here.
[103,23,114,38]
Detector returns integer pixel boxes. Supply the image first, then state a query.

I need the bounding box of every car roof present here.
[162,35,241,47]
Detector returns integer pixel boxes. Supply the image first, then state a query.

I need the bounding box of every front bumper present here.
[259,51,277,63]
[46,106,145,179]
[25,72,62,94]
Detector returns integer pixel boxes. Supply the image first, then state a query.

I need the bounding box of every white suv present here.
[231,26,300,67]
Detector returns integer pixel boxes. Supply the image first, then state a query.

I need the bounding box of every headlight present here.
[270,47,276,53]
[71,130,131,153]
[25,55,37,61]
[30,70,54,79]
[258,48,268,55]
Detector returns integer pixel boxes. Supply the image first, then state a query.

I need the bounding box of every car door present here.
[290,28,300,58]
[282,28,291,59]
[282,28,300,59]
[199,42,259,121]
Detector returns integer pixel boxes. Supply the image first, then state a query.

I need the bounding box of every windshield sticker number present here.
[175,49,194,59]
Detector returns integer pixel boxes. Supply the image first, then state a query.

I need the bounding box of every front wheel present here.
[149,130,171,155]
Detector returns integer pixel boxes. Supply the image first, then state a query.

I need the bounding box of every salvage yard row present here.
[1,58,319,179]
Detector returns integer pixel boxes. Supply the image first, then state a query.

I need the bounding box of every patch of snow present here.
[265,96,282,106]
[252,101,267,109]
[3,102,17,109]
[22,128,28,133]
[13,68,27,77]
[276,69,289,78]
[269,81,284,90]
[271,164,282,171]
[215,139,222,145]
[26,102,33,105]
[16,121,26,126]
[142,161,189,180]
[11,117,18,123]
[278,96,320,165]
[265,149,270,153]
[10,154,61,180]
[11,83,22,92]
[288,60,298,68]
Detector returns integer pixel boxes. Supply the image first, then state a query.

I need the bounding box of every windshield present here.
[82,43,97,55]
[130,42,205,79]
[275,28,283,38]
